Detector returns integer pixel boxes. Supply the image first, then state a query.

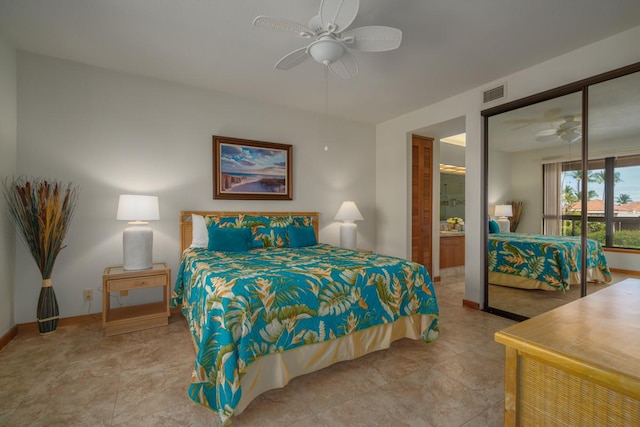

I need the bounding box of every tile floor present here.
[0,272,517,426]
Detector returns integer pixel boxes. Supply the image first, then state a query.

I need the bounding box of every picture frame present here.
[213,135,293,200]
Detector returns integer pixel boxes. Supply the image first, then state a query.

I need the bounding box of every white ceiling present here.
[1,0,639,124]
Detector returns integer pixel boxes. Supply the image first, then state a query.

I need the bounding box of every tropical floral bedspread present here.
[172,243,439,423]
[488,233,612,291]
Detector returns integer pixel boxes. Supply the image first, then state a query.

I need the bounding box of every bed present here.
[172,211,440,424]
[488,233,612,291]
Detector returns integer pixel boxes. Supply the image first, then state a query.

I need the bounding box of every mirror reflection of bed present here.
[484,65,640,320]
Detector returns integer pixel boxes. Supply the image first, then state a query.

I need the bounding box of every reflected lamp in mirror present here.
[494,204,513,234]
[334,201,364,250]
[116,195,160,270]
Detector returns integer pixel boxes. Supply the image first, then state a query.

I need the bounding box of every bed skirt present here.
[489,268,611,291]
[232,314,435,417]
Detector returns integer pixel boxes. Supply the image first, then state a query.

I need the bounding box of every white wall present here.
[0,36,17,336]
[15,52,376,323]
[487,148,513,215]
[376,25,640,306]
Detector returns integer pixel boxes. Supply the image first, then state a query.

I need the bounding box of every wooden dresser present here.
[495,278,640,426]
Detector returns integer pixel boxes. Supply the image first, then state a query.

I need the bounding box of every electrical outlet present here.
[83,289,93,302]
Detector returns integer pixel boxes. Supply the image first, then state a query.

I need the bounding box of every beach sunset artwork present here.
[214,136,292,200]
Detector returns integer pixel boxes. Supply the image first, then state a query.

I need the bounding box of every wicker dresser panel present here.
[519,356,639,426]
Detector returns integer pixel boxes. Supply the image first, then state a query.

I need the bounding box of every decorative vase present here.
[37,279,59,334]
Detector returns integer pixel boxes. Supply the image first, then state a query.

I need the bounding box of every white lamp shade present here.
[334,201,364,222]
[117,195,160,222]
[494,204,513,218]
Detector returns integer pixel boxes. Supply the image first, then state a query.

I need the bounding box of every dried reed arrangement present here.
[3,177,79,334]
[508,200,524,232]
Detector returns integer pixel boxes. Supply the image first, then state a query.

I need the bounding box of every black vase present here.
[37,283,59,334]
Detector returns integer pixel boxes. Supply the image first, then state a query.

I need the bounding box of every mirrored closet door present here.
[482,62,640,320]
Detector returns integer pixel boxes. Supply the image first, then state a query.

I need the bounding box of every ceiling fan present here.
[504,108,570,130]
[253,0,402,79]
[535,116,582,143]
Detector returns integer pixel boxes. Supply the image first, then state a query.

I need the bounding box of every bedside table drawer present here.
[108,274,167,292]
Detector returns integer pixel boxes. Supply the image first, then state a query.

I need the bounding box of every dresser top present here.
[495,278,640,395]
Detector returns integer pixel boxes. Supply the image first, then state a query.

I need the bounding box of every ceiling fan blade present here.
[342,26,402,52]
[253,16,314,37]
[535,134,560,143]
[562,131,581,143]
[320,0,359,32]
[535,129,559,138]
[328,50,358,79]
[558,119,581,130]
[510,124,531,130]
[275,47,310,70]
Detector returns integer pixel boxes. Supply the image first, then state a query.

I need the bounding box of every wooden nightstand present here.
[102,262,171,336]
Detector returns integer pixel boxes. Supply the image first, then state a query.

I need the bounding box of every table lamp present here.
[334,201,364,250]
[495,204,513,233]
[117,195,159,270]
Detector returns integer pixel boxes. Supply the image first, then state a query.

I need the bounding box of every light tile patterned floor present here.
[0,272,516,426]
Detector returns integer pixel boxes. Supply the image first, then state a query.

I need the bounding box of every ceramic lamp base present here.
[497,218,511,233]
[340,221,358,250]
[123,224,153,270]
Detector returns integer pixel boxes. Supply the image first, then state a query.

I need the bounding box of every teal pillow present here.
[489,220,500,234]
[208,227,251,252]
[288,225,317,248]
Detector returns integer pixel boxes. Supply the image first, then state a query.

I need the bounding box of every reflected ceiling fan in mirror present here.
[253,0,402,79]
[504,108,565,130]
[535,116,582,143]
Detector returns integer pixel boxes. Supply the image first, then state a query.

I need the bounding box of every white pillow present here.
[190,214,209,248]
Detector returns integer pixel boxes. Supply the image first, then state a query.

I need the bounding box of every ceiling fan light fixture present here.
[308,38,345,65]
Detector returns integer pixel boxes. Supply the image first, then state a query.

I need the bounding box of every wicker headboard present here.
[180,211,320,254]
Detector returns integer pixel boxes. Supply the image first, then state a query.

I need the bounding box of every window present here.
[545,153,640,249]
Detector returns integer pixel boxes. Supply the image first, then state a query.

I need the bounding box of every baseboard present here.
[432,276,441,282]
[609,268,640,276]
[16,309,183,335]
[462,299,480,310]
[17,313,101,334]
[0,325,19,351]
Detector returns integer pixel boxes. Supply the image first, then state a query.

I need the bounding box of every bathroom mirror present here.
[440,173,465,224]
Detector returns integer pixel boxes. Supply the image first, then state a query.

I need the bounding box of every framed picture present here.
[213,135,293,200]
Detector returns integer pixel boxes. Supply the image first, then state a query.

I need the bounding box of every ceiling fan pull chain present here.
[324,67,329,151]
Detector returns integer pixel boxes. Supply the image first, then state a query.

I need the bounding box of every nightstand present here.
[102,262,171,336]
